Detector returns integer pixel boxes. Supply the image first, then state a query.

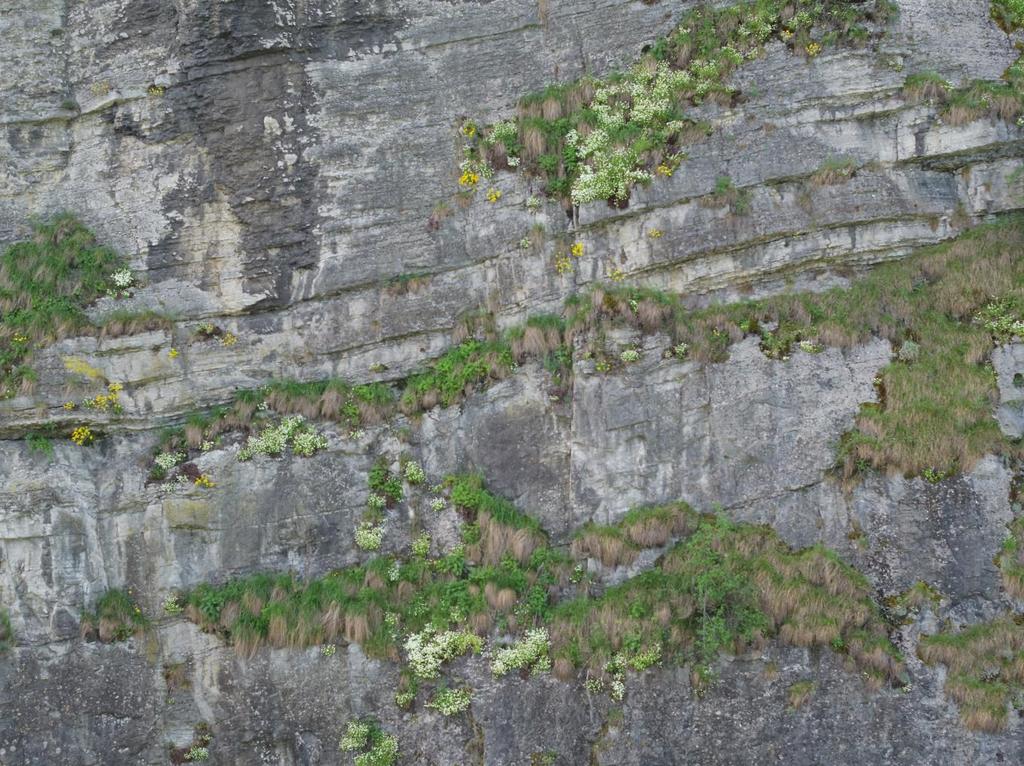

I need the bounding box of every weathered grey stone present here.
[993,343,1024,439]
[2,0,1024,762]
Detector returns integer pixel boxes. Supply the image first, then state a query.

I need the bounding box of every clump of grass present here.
[811,157,857,186]
[0,608,12,653]
[80,588,149,642]
[399,340,515,413]
[901,71,951,104]
[919,616,1024,732]
[992,0,1024,32]
[787,680,815,709]
[572,503,696,567]
[447,474,548,565]
[996,517,1024,599]
[571,524,639,568]
[97,309,173,338]
[0,215,125,398]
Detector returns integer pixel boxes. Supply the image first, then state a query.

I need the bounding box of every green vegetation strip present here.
[458,0,894,205]
[150,215,1024,484]
[178,477,902,698]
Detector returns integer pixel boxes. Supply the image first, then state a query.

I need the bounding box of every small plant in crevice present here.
[787,680,815,710]
[339,719,399,766]
[811,157,856,186]
[169,724,212,765]
[996,516,1024,599]
[80,588,148,643]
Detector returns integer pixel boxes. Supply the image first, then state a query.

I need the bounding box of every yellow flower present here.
[459,170,480,187]
[107,382,123,394]
[168,348,179,359]
[656,164,674,177]
[461,122,477,138]
[12,334,28,344]
[648,229,663,239]
[63,401,76,411]
[220,332,237,347]
[570,242,584,258]
[806,42,822,57]
[194,474,215,488]
[780,29,794,41]
[609,266,626,282]
[554,255,573,275]
[486,188,502,203]
[71,426,94,446]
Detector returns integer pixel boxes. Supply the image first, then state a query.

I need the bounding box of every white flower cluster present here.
[339,721,372,752]
[430,497,447,512]
[404,627,482,679]
[108,267,135,297]
[183,746,209,762]
[403,460,425,485]
[426,687,472,716]
[237,415,328,461]
[354,521,384,551]
[568,63,696,205]
[292,429,328,457]
[490,627,551,678]
[155,451,186,472]
[619,348,641,363]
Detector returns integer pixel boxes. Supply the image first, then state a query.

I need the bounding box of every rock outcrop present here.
[2,1,1024,764]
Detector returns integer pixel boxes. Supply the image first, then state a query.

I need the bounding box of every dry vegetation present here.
[919,616,1024,732]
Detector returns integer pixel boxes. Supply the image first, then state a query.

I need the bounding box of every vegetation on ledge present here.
[178,476,901,705]
[919,616,1024,732]
[456,0,893,207]
[567,215,1024,480]
[149,215,1024,485]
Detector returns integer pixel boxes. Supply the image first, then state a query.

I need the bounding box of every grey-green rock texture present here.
[1,0,1023,764]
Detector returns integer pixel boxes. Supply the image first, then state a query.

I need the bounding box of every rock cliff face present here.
[1,1,1024,764]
